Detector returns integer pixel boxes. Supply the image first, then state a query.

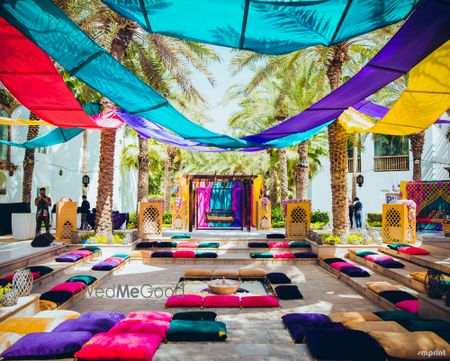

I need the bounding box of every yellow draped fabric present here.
[339,107,375,133]
[0,117,51,126]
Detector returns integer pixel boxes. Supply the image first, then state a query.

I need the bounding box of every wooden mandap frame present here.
[186,174,257,232]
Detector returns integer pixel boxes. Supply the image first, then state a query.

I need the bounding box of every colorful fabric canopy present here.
[0,128,84,149]
[101,0,421,55]
[0,117,51,126]
[0,17,98,128]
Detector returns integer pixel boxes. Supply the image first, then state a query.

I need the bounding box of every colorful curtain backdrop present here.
[232,182,242,227]
[405,181,450,217]
[101,0,420,55]
[208,182,233,227]
[197,182,212,228]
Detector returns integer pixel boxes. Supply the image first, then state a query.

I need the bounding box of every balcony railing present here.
[374,155,409,172]
[348,158,361,173]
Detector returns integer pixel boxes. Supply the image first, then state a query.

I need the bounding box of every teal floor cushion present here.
[166,320,227,341]
[171,233,191,239]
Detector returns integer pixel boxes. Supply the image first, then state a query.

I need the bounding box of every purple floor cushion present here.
[136,241,158,249]
[151,251,173,258]
[322,257,345,265]
[1,331,93,359]
[340,266,370,277]
[91,261,119,271]
[40,291,73,306]
[79,311,126,323]
[248,242,269,248]
[275,285,303,300]
[306,329,387,360]
[55,253,84,262]
[378,290,418,304]
[266,233,286,239]
[288,322,346,343]
[267,272,291,284]
[281,313,332,328]
[294,252,318,258]
[53,318,116,334]
[374,258,405,268]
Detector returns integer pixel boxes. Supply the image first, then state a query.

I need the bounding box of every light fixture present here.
[59,169,63,176]
[82,174,90,188]
[356,174,364,188]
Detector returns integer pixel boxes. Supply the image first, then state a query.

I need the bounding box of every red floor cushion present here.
[203,295,241,308]
[74,333,162,361]
[165,294,203,308]
[50,282,86,294]
[177,241,198,248]
[3,272,41,280]
[398,246,430,255]
[109,319,170,338]
[241,295,280,308]
[268,241,290,248]
[126,311,173,322]
[330,261,353,271]
[274,252,295,259]
[173,250,196,258]
[395,300,419,314]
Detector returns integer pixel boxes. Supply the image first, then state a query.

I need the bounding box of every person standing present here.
[80,195,91,230]
[35,187,52,235]
[348,198,354,228]
[353,197,363,228]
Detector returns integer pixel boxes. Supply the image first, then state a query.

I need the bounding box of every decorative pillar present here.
[172,199,188,230]
[382,201,416,244]
[138,199,164,239]
[55,200,77,243]
[256,198,271,230]
[285,200,311,238]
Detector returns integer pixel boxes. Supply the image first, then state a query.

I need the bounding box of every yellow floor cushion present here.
[410,271,450,283]
[346,320,408,333]
[32,310,80,319]
[329,312,382,325]
[0,317,64,334]
[366,281,400,294]
[370,331,450,360]
[39,300,58,311]
[0,332,23,354]
[184,268,212,277]
[211,269,239,278]
[130,250,151,259]
[239,267,267,277]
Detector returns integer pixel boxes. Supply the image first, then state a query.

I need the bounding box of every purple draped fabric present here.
[243,0,450,144]
[197,182,212,227]
[232,182,242,227]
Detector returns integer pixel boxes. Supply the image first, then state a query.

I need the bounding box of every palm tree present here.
[296,140,309,199]
[22,118,40,204]
[279,148,288,202]
[409,131,425,180]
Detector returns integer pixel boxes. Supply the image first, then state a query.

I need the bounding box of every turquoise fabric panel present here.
[263,121,332,148]
[101,0,421,55]
[0,128,83,149]
[208,182,233,227]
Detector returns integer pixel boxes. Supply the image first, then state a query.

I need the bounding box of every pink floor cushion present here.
[241,296,280,308]
[50,281,86,294]
[69,250,93,257]
[104,257,125,264]
[398,246,430,255]
[126,311,173,322]
[330,261,353,271]
[203,295,241,308]
[74,332,162,361]
[365,254,392,262]
[165,294,203,308]
[177,241,198,248]
[109,319,170,338]
[173,250,196,258]
[3,272,41,280]
[268,241,290,248]
[395,300,419,314]
[274,252,295,259]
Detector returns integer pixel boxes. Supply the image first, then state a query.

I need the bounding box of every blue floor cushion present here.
[340,265,370,277]
[282,313,332,328]
[374,258,405,268]
[136,241,158,249]
[166,320,227,341]
[378,290,418,304]
[151,251,173,258]
[294,252,318,258]
[248,242,269,248]
[288,322,345,343]
[267,272,291,284]
[266,233,286,239]
[172,311,217,321]
[275,285,303,300]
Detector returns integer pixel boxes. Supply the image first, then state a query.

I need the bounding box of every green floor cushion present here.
[355,250,378,258]
[289,241,310,248]
[435,330,450,343]
[374,310,421,322]
[112,254,130,260]
[250,252,273,259]
[166,320,227,341]
[172,311,217,321]
[198,242,220,248]
[387,243,410,250]
[195,251,218,258]
[66,275,97,286]
[157,241,178,248]
[399,319,450,332]
[171,233,191,239]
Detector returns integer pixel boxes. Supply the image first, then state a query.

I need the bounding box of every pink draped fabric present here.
[250,185,254,227]
[197,182,212,227]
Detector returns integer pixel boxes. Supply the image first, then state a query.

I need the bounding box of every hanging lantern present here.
[82,174,90,188]
[425,269,445,299]
[356,174,364,187]
[12,268,33,296]
[59,169,63,176]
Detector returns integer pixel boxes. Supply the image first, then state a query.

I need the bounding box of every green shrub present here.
[112,234,124,244]
[271,206,284,223]
[79,232,95,242]
[127,212,137,229]
[348,233,364,244]
[311,210,330,224]
[366,213,382,223]
[312,222,326,230]
[323,234,342,245]
[272,220,285,228]
[163,211,172,225]
[95,235,108,244]
[367,220,382,227]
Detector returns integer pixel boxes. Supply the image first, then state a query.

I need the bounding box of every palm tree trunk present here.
[268,149,278,206]
[279,148,288,202]
[351,135,358,200]
[410,130,425,181]
[326,43,350,237]
[22,114,39,203]
[81,130,88,197]
[137,135,149,203]
[163,145,177,211]
[296,140,309,199]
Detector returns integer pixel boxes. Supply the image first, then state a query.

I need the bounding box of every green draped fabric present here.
[101,0,421,55]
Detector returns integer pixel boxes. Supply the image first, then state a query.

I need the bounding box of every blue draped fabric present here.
[208,182,233,227]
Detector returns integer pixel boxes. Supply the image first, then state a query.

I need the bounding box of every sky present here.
[189,45,254,134]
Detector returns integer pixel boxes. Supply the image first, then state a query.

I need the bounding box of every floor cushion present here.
[274,252,295,258]
[172,311,217,321]
[104,257,125,264]
[171,233,191,239]
[400,319,450,332]
[3,272,40,281]
[288,322,345,343]
[27,265,53,276]
[79,312,126,323]
[239,267,266,277]
[355,250,378,258]
[241,295,280,307]
[109,319,170,338]
[203,295,241,308]
[165,294,203,307]
[69,250,93,257]
[248,242,269,248]
[282,313,332,328]
[78,246,101,253]
[195,251,218,258]
[136,241,158,249]
[173,250,196,258]
[165,320,227,341]
[198,242,219,248]
[184,268,212,277]
[435,330,450,343]
[130,250,151,259]
[367,281,399,294]
[365,254,392,262]
[306,329,387,361]
[112,253,130,260]
[395,300,420,314]
[0,332,23,354]
[211,269,239,278]
[409,271,428,283]
[373,310,420,321]
[39,300,58,310]
[2,331,93,359]
[55,253,83,262]
[322,257,345,265]
[346,320,408,333]
[369,331,450,360]
[398,246,430,255]
[340,265,370,277]
[387,243,409,250]
[66,275,97,286]
[268,241,290,248]
[40,291,73,306]
[157,241,178,248]
[50,281,86,294]
[177,241,198,248]
[379,290,418,304]
[0,317,63,334]
[151,251,173,258]
[374,258,405,268]
[275,285,303,300]
[267,272,291,284]
[126,311,173,322]
[92,261,120,270]
[74,332,162,360]
[294,252,318,258]
[329,312,382,325]
[32,310,80,319]
[53,318,115,334]
[289,241,310,248]
[266,233,285,239]
[250,252,273,258]
[330,261,354,271]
